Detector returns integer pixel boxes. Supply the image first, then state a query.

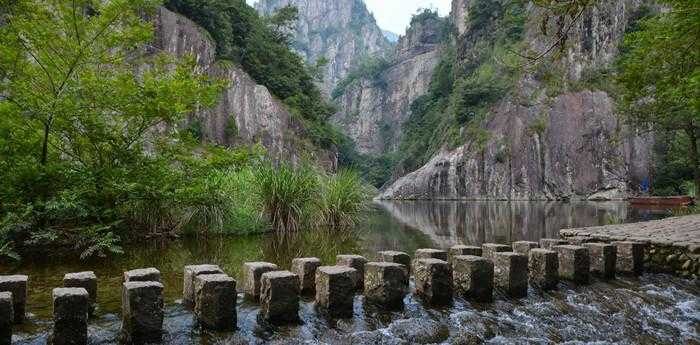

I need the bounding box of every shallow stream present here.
[2,201,698,344]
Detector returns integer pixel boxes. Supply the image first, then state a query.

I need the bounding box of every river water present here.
[1,201,698,344]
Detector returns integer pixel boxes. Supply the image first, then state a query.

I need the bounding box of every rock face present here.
[380,0,653,200]
[332,13,444,155]
[155,7,336,167]
[255,0,392,95]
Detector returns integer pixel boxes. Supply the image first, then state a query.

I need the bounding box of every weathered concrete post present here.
[585,243,617,279]
[50,288,89,345]
[540,239,568,250]
[194,274,236,331]
[449,245,482,264]
[512,241,539,256]
[414,248,448,261]
[554,245,590,284]
[528,249,559,290]
[183,265,224,307]
[336,255,368,291]
[63,272,97,315]
[291,258,321,294]
[0,292,12,345]
[242,262,278,300]
[315,266,356,318]
[364,262,409,308]
[0,275,27,323]
[121,281,164,344]
[378,251,411,268]
[493,252,528,298]
[123,268,160,282]
[260,271,300,324]
[482,243,512,260]
[614,241,645,275]
[414,258,453,305]
[452,255,493,302]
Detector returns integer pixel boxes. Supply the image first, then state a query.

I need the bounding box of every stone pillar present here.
[540,238,568,250]
[123,268,160,282]
[121,281,164,345]
[315,266,356,318]
[482,243,512,260]
[50,288,88,345]
[528,249,559,290]
[585,243,617,279]
[183,264,224,307]
[493,252,528,298]
[364,262,409,308]
[336,255,368,291]
[414,258,453,305]
[414,248,448,261]
[242,262,278,300]
[291,258,321,294]
[63,272,97,315]
[449,245,482,264]
[260,271,300,325]
[614,241,645,275]
[554,245,590,284]
[0,275,27,323]
[194,274,236,330]
[452,255,493,302]
[378,251,411,268]
[512,241,539,256]
[0,292,12,345]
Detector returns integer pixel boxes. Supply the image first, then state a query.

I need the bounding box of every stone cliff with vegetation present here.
[255,0,392,95]
[156,7,336,168]
[379,0,654,200]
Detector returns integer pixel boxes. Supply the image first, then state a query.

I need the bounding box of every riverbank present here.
[560,214,700,278]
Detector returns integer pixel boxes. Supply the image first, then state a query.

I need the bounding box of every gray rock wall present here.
[155,7,336,167]
[255,0,392,95]
[331,14,444,155]
[380,0,652,200]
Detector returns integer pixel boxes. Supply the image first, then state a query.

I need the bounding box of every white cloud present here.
[246,0,452,35]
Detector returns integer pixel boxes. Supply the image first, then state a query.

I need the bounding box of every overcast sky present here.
[247,0,452,35]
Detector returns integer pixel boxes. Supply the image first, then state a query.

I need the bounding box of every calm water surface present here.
[2,201,698,344]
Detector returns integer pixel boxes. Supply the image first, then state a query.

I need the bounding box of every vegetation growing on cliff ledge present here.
[165,0,342,149]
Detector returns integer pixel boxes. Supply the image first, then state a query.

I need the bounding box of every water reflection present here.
[371,200,668,249]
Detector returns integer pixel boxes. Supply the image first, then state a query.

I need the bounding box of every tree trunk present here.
[40,121,50,165]
[686,127,699,199]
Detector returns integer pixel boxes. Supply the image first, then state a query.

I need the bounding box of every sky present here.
[247,0,452,35]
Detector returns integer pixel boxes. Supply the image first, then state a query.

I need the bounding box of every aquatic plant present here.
[315,169,372,230]
[253,162,318,234]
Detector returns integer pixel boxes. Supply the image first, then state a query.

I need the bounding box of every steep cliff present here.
[380,0,653,200]
[255,0,392,95]
[331,11,445,155]
[155,7,336,167]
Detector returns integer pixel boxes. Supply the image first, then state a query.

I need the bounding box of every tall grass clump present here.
[316,170,372,230]
[253,163,318,234]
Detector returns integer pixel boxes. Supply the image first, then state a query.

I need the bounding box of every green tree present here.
[0,0,223,258]
[617,0,700,196]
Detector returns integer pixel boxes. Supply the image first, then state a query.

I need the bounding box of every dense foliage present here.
[165,0,343,148]
[616,0,700,196]
[0,0,369,261]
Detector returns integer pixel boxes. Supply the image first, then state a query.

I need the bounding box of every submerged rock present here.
[388,318,449,344]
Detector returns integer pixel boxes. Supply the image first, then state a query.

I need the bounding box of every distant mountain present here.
[382,30,399,43]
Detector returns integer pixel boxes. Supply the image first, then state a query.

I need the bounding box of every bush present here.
[315,170,371,230]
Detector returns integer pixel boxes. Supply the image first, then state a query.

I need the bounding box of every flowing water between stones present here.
[1,201,698,344]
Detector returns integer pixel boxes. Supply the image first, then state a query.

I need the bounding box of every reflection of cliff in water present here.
[375,200,640,248]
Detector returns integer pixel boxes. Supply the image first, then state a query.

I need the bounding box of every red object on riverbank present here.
[628,196,694,207]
